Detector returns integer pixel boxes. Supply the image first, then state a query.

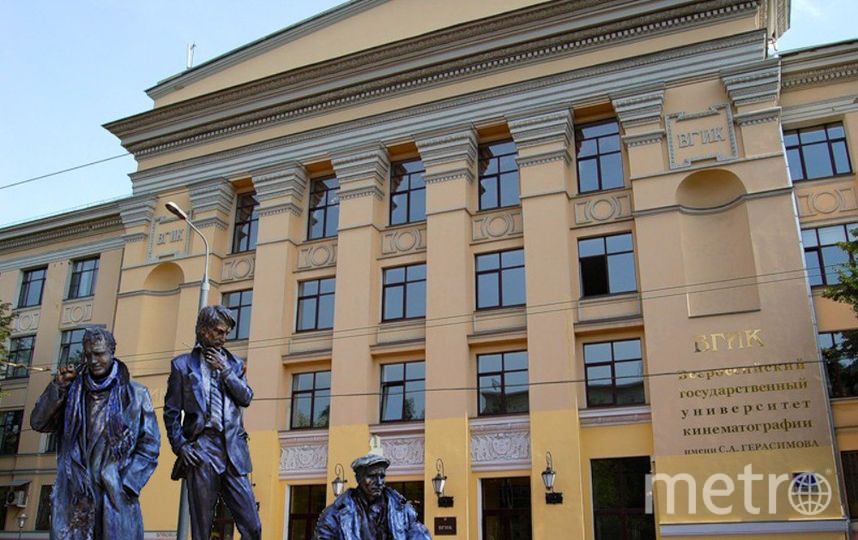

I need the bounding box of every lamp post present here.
[165,201,210,539]
[16,512,27,540]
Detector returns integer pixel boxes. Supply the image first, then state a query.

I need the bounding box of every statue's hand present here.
[55,365,77,387]
[203,347,226,372]
[179,443,203,469]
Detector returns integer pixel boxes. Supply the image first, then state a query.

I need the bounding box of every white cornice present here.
[128,31,765,197]
[0,200,121,244]
[0,237,125,273]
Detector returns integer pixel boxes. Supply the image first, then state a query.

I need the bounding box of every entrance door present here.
[481,477,532,540]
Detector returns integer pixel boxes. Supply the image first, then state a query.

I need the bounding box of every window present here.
[68,257,99,299]
[18,267,47,308]
[478,351,528,416]
[223,289,253,341]
[390,160,426,225]
[308,177,339,240]
[476,249,525,309]
[296,278,335,332]
[818,331,858,398]
[232,192,259,253]
[584,339,645,407]
[592,457,655,540]
[35,485,53,531]
[45,433,58,454]
[784,123,852,181]
[380,361,425,422]
[842,452,858,517]
[290,371,331,429]
[478,140,520,210]
[387,481,425,523]
[803,223,858,287]
[59,328,86,369]
[382,264,426,321]
[576,120,624,193]
[579,233,637,297]
[0,410,23,455]
[481,478,532,540]
[2,336,35,380]
[288,485,326,540]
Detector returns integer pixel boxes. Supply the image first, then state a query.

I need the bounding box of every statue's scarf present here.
[58,360,133,538]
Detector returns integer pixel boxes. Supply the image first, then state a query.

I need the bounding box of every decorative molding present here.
[415,129,477,184]
[12,308,40,335]
[252,163,308,203]
[258,202,303,217]
[332,146,389,186]
[297,241,338,270]
[623,130,666,147]
[782,61,858,90]
[189,177,234,217]
[781,94,858,125]
[573,192,633,225]
[381,226,426,256]
[0,237,125,273]
[612,88,665,128]
[508,109,573,151]
[371,424,425,476]
[279,431,328,480]
[337,186,384,201]
[734,106,781,126]
[222,254,256,282]
[0,215,122,254]
[60,301,93,328]
[795,186,858,218]
[472,210,523,242]
[516,150,572,168]
[113,0,760,158]
[579,405,651,426]
[470,416,530,471]
[119,196,157,231]
[665,104,738,169]
[128,31,766,196]
[721,59,780,106]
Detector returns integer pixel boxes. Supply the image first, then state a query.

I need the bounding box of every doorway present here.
[481,477,532,540]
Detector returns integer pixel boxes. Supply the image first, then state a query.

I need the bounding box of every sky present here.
[0,0,856,228]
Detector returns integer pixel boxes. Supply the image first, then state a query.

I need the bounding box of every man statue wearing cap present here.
[313,453,431,539]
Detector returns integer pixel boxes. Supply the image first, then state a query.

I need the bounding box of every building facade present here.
[2,0,858,538]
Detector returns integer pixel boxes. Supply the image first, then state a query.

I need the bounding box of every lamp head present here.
[165,201,189,221]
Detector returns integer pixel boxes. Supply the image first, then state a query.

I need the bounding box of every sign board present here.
[665,104,737,169]
[434,517,457,536]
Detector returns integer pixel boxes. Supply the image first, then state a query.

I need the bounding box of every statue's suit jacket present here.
[163,347,253,477]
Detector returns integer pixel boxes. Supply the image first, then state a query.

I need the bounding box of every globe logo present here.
[789,473,832,516]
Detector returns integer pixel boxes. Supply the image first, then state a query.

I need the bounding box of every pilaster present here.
[509,107,586,539]
[722,59,782,157]
[612,87,666,177]
[118,195,157,264]
[188,177,234,256]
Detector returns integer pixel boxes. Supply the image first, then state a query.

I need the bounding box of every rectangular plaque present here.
[434,517,457,536]
[665,104,737,169]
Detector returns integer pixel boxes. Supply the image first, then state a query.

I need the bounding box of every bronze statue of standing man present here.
[31,327,160,540]
[163,305,262,540]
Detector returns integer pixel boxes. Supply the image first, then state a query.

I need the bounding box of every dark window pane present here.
[581,257,609,296]
[291,396,312,428]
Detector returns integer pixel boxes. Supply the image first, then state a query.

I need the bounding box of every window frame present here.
[784,123,853,182]
[296,277,336,332]
[58,328,87,370]
[477,350,529,416]
[478,139,520,211]
[803,223,858,287]
[475,248,526,310]
[380,361,426,423]
[231,191,260,253]
[818,330,858,399]
[2,335,35,380]
[290,371,331,430]
[307,176,340,240]
[382,263,427,322]
[223,289,253,341]
[578,232,637,298]
[575,119,625,194]
[35,484,53,531]
[0,410,24,456]
[287,484,327,540]
[583,338,646,408]
[591,456,655,540]
[18,266,47,308]
[389,159,426,226]
[67,256,100,300]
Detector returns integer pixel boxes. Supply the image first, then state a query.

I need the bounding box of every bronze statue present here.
[163,305,262,540]
[31,327,160,540]
[314,453,431,539]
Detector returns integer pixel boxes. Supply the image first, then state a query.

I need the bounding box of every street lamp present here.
[165,202,210,540]
[16,512,27,540]
[432,458,454,508]
[165,201,210,311]
[332,463,348,497]
[542,451,563,504]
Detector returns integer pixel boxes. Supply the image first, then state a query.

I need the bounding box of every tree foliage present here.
[822,231,858,397]
[0,301,13,363]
